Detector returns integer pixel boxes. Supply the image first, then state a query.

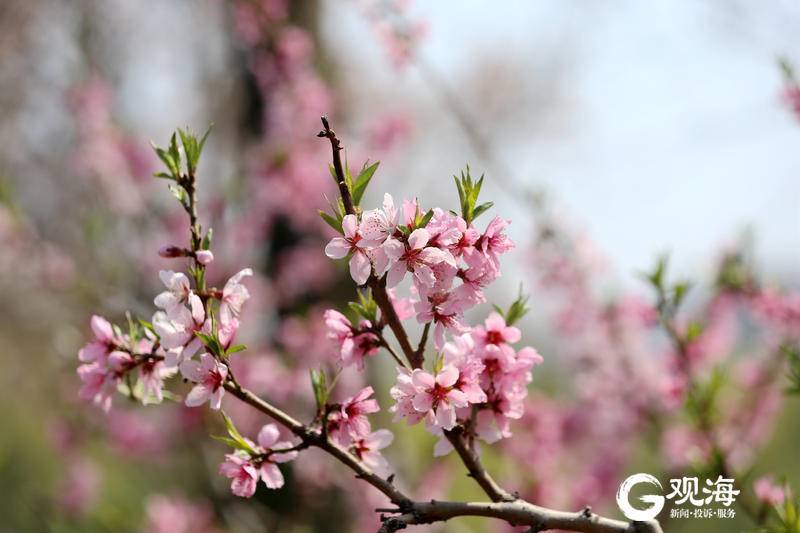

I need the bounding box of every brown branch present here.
[318,117,421,369]
[379,500,662,533]
[444,427,516,502]
[223,378,661,533]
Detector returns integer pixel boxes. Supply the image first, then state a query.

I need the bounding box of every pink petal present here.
[259,463,285,489]
[90,315,114,341]
[364,429,394,450]
[349,252,372,285]
[185,384,212,407]
[435,404,456,429]
[325,237,351,259]
[411,369,435,389]
[436,365,459,388]
[412,392,434,412]
[485,312,506,332]
[257,424,280,449]
[407,228,430,250]
[386,261,407,288]
[341,214,358,239]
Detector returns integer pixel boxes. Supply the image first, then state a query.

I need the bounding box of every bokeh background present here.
[0,1,798,532]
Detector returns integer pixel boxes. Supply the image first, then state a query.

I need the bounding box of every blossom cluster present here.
[324,386,394,477]
[325,192,515,353]
[323,179,543,443]
[391,313,542,449]
[218,424,299,497]
[77,315,171,412]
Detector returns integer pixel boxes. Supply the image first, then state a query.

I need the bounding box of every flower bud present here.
[158,245,187,258]
[195,250,214,265]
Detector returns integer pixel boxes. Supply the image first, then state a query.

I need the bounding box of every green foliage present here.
[177,125,212,176]
[212,412,258,455]
[642,255,693,320]
[784,343,800,395]
[453,166,493,225]
[152,126,212,180]
[310,368,328,412]
[195,331,223,357]
[352,161,379,206]
[759,490,800,533]
[318,194,346,234]
[348,289,378,324]
[492,286,531,326]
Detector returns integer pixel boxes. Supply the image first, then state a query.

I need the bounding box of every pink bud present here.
[158,245,187,258]
[195,250,214,265]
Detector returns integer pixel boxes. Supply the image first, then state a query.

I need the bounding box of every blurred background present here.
[0,1,798,532]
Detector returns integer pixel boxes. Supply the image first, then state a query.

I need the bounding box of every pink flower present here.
[153,292,206,364]
[219,424,298,497]
[328,386,380,444]
[360,193,398,246]
[220,268,253,323]
[154,270,192,316]
[219,454,259,497]
[385,228,453,288]
[442,334,487,405]
[783,84,800,121]
[351,429,394,478]
[471,312,520,375]
[324,309,381,370]
[325,214,373,285]
[390,367,432,426]
[179,353,228,409]
[477,216,514,271]
[411,366,470,430]
[78,315,117,364]
[139,358,174,404]
[77,362,117,412]
[415,290,470,350]
[255,424,299,489]
[195,250,214,265]
[753,476,785,506]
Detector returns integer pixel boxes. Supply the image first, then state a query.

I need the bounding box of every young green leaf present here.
[319,210,344,234]
[352,161,380,205]
[310,368,328,411]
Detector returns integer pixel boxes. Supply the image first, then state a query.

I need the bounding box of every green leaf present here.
[453,166,491,225]
[472,201,494,221]
[226,344,247,355]
[195,332,222,356]
[211,435,241,448]
[152,145,179,178]
[685,321,703,343]
[352,161,379,205]
[501,286,531,326]
[197,125,213,161]
[168,184,188,207]
[672,281,691,308]
[138,318,156,335]
[153,171,175,180]
[319,210,344,234]
[202,228,213,250]
[168,132,181,172]
[310,368,328,411]
[417,208,434,229]
[220,412,258,455]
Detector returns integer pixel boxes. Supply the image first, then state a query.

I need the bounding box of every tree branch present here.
[380,500,663,533]
[444,427,515,502]
[223,378,661,533]
[317,117,421,368]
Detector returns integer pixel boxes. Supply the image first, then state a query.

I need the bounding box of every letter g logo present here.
[616,473,665,521]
